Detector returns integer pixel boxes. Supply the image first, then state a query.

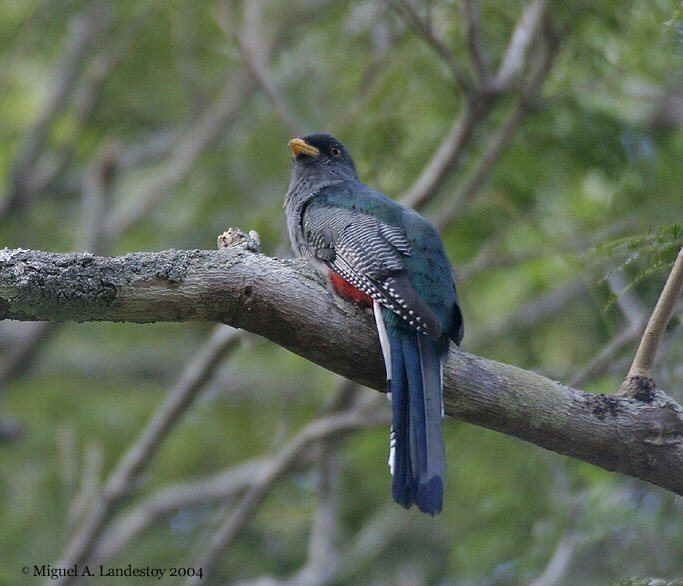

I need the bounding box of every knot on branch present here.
[587,393,622,420]
[619,375,657,403]
[218,228,260,253]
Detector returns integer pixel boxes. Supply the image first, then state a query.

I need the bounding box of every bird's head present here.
[288,133,358,183]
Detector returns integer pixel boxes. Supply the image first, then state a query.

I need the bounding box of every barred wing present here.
[302,203,442,340]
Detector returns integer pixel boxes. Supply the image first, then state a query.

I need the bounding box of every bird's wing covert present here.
[302,203,442,339]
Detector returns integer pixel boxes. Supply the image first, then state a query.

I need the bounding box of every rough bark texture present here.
[1,246,682,495]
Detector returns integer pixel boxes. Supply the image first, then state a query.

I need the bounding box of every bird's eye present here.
[331,147,341,157]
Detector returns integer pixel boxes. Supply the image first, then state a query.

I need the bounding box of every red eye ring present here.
[331,147,341,156]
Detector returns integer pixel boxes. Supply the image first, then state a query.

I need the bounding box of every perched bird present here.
[285,133,463,515]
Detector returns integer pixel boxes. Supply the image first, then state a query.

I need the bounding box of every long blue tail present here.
[389,332,446,515]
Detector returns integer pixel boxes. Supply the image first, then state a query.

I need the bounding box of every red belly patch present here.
[329,272,373,308]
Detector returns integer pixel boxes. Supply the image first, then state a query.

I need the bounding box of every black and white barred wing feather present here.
[302,204,442,340]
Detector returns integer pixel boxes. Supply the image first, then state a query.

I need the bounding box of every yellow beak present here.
[288,138,320,158]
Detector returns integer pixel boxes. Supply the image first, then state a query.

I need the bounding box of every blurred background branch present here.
[55,324,244,582]
[1,1,113,219]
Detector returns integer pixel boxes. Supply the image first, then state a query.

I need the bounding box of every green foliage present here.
[593,224,682,310]
[597,224,682,273]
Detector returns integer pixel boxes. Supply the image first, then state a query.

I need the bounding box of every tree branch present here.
[397,2,558,212]
[53,324,243,583]
[432,102,526,230]
[1,246,682,498]
[0,2,112,217]
[92,459,265,562]
[391,0,474,96]
[569,318,647,388]
[494,0,548,92]
[0,321,59,391]
[469,277,590,351]
[433,25,560,228]
[400,101,485,209]
[189,399,388,585]
[607,272,648,329]
[93,385,357,567]
[102,71,255,238]
[25,10,148,204]
[460,0,491,89]
[620,246,683,397]
[216,0,302,137]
